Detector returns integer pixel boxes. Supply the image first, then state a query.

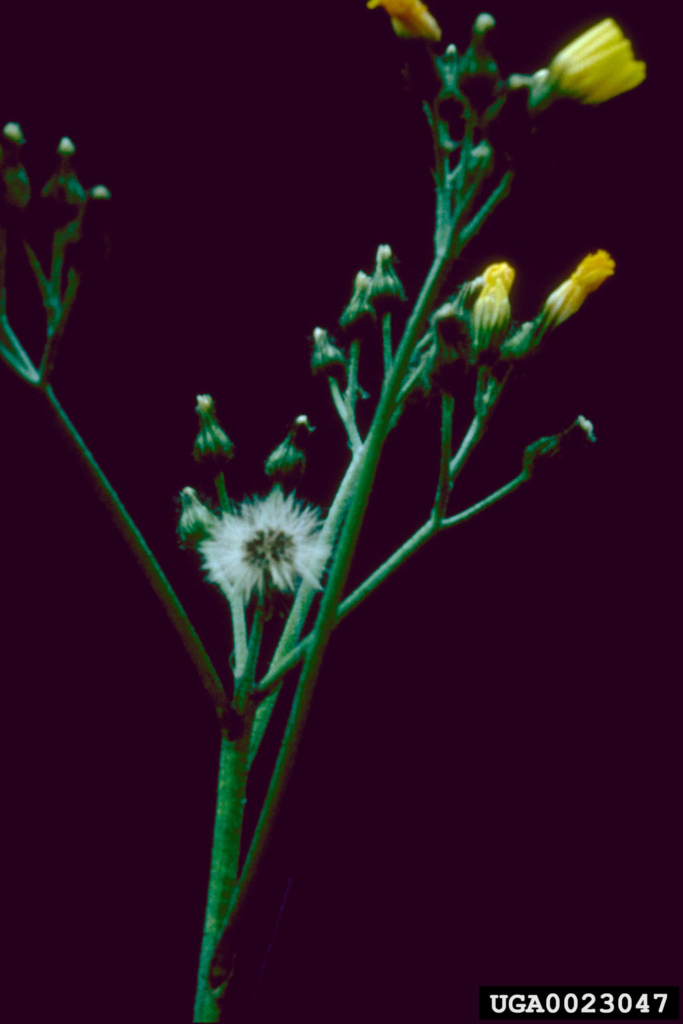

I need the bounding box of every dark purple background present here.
[1,2,677,1021]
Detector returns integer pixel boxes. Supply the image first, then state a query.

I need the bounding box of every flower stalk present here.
[0,10,645,1023]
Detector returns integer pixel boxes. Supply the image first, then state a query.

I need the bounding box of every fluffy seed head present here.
[199,488,331,604]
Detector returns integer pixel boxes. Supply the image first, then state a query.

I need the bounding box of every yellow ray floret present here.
[544,251,615,326]
[367,0,442,43]
[549,19,646,104]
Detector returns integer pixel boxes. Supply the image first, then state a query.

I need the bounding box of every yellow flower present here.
[366,0,442,43]
[548,19,646,104]
[544,251,615,326]
[471,262,515,356]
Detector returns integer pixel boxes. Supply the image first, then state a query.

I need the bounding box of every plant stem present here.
[247,449,364,768]
[43,384,229,721]
[210,250,450,980]
[193,713,253,1022]
[434,391,455,520]
[381,312,393,381]
[254,466,530,698]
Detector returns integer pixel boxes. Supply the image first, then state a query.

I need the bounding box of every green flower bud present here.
[311,327,346,377]
[339,270,375,330]
[193,394,235,465]
[41,137,87,207]
[177,487,218,549]
[265,415,314,481]
[0,122,30,210]
[369,244,405,304]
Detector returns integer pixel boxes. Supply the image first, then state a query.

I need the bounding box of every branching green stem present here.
[43,384,229,721]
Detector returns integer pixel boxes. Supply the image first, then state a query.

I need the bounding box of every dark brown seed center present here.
[244,528,295,567]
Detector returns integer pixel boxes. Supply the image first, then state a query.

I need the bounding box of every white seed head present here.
[199,488,331,604]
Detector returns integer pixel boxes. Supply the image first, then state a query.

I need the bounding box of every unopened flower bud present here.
[265,415,314,481]
[41,137,87,207]
[470,262,515,359]
[311,327,346,377]
[89,184,112,200]
[265,437,305,480]
[0,122,30,210]
[2,122,24,145]
[544,251,615,327]
[474,13,495,36]
[339,270,376,330]
[177,487,218,549]
[193,394,235,465]
[369,244,405,304]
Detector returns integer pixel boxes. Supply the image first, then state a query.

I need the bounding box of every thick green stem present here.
[193,715,253,1022]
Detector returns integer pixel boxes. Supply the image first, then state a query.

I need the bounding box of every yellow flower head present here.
[471,262,515,356]
[549,19,646,104]
[366,0,442,43]
[544,251,615,326]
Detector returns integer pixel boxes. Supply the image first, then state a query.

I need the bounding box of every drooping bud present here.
[265,415,314,481]
[310,327,347,377]
[193,394,235,465]
[177,487,218,549]
[339,270,376,330]
[369,244,405,305]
